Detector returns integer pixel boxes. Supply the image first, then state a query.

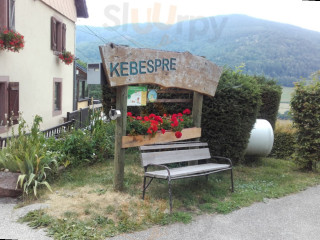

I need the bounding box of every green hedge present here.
[201,69,261,164]
[270,122,295,159]
[291,80,320,170]
[255,76,282,129]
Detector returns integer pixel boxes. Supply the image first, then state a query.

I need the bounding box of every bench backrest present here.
[140,142,211,167]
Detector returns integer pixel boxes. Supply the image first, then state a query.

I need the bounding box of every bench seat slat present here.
[140,142,208,151]
[141,148,211,166]
[145,163,230,179]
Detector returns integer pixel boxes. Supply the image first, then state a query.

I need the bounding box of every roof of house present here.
[76,62,87,74]
[75,0,89,18]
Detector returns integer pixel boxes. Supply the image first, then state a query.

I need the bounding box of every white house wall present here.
[0,0,76,136]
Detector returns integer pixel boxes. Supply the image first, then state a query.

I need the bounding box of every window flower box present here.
[0,29,24,52]
[122,127,201,148]
[122,109,200,148]
[58,51,74,65]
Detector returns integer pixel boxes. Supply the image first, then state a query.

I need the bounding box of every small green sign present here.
[127,86,147,106]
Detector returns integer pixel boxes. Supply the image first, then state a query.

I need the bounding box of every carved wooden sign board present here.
[99,43,222,97]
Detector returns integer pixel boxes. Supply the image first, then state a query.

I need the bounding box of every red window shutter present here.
[62,23,66,52]
[0,0,8,30]
[51,17,57,51]
[8,82,19,125]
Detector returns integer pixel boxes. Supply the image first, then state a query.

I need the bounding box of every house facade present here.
[0,0,88,136]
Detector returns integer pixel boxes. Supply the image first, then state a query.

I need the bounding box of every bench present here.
[139,141,234,213]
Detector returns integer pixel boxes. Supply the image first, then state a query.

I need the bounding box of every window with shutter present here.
[8,82,19,125]
[51,17,66,53]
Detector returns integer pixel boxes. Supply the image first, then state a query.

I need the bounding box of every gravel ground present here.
[1,185,320,240]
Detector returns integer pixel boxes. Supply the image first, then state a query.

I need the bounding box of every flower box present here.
[122,127,201,148]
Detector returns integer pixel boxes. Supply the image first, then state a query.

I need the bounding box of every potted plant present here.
[122,109,201,148]
[0,29,25,52]
[58,51,74,65]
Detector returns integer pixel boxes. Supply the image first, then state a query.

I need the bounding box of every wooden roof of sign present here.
[99,43,222,97]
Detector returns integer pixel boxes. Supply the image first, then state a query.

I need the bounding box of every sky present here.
[77,0,320,32]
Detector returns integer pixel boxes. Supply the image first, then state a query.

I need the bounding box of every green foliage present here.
[0,116,57,197]
[255,75,282,129]
[270,122,296,159]
[201,69,261,163]
[88,84,102,100]
[291,80,320,170]
[47,114,115,168]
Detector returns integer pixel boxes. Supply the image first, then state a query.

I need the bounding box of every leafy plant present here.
[0,115,57,197]
[291,78,320,170]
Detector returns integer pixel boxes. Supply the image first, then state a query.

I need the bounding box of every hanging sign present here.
[127,86,147,106]
[99,43,222,97]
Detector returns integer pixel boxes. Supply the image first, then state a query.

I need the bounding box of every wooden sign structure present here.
[99,43,222,191]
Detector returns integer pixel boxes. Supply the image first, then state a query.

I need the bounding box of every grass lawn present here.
[20,151,320,239]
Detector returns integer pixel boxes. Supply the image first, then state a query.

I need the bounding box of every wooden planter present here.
[122,127,201,148]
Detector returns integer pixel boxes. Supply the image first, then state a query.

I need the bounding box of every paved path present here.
[1,185,320,240]
[107,185,320,240]
[0,198,51,240]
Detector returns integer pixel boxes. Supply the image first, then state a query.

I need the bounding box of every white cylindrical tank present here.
[245,119,274,157]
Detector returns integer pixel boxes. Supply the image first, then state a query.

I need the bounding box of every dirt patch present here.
[44,185,145,221]
[43,185,169,224]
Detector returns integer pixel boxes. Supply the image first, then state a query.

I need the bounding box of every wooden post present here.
[189,92,203,165]
[113,86,128,191]
[192,92,203,130]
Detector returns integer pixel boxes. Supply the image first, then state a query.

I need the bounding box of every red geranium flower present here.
[149,113,156,119]
[127,112,132,117]
[161,128,166,134]
[175,131,182,138]
[143,116,150,121]
[137,116,142,120]
[183,109,191,115]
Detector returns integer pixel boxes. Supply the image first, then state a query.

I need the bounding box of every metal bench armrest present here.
[210,156,233,167]
[145,164,171,179]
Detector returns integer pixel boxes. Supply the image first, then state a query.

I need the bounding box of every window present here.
[0,0,15,30]
[53,78,62,116]
[51,17,66,53]
[0,76,19,133]
[78,79,88,100]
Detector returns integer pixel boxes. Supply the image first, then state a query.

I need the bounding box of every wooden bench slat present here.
[145,163,230,179]
[141,148,211,166]
[140,142,208,151]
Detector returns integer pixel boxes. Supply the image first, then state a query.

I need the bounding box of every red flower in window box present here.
[58,51,74,65]
[0,29,25,52]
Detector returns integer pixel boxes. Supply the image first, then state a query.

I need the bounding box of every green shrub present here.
[255,76,282,129]
[0,116,57,197]
[270,121,296,159]
[47,118,115,168]
[201,69,261,164]
[291,80,320,170]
